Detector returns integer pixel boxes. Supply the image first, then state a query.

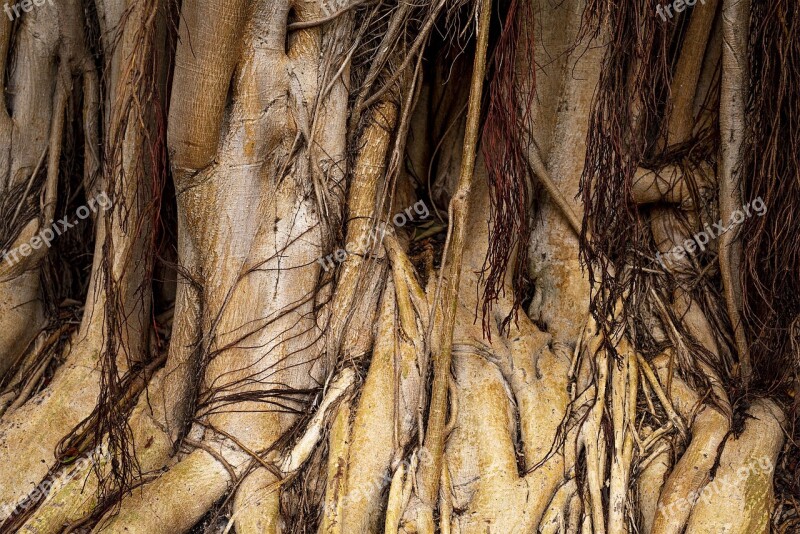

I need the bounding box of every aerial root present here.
[568,315,693,534]
[415,0,492,522]
[318,397,352,534]
[637,436,672,532]
[607,338,638,534]
[637,354,688,438]
[385,462,407,534]
[321,221,429,532]
[279,368,356,474]
[718,0,752,383]
[438,457,453,534]
[540,478,580,534]
[650,356,729,534]
[231,368,356,532]
[578,343,608,534]
[323,273,424,532]
[684,399,785,533]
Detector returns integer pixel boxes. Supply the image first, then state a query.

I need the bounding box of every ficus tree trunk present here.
[0,0,797,533]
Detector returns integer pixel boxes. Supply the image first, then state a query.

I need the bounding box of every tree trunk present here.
[0,1,797,533]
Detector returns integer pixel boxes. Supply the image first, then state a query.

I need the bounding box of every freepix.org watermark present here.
[656,197,766,269]
[656,454,774,519]
[317,200,430,272]
[3,0,56,22]
[655,0,708,21]
[2,192,112,268]
[0,445,106,519]
[323,447,433,514]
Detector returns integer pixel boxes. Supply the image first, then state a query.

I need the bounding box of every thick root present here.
[317,397,352,534]
[636,436,671,532]
[232,469,282,534]
[539,479,580,534]
[651,358,729,534]
[442,352,566,534]
[0,335,102,517]
[335,273,424,531]
[233,368,356,532]
[92,448,237,534]
[607,339,638,534]
[647,354,784,534]
[17,272,202,533]
[684,399,785,533]
[18,403,174,534]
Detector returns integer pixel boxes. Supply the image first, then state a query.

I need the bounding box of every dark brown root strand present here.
[479,0,535,335]
[741,0,800,393]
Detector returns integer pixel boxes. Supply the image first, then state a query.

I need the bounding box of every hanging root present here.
[579,341,608,534]
[480,0,536,325]
[413,0,492,524]
[578,0,673,340]
[636,437,672,532]
[740,0,800,390]
[607,338,639,534]
[718,0,752,384]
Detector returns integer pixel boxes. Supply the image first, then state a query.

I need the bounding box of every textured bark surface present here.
[0,1,797,533]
